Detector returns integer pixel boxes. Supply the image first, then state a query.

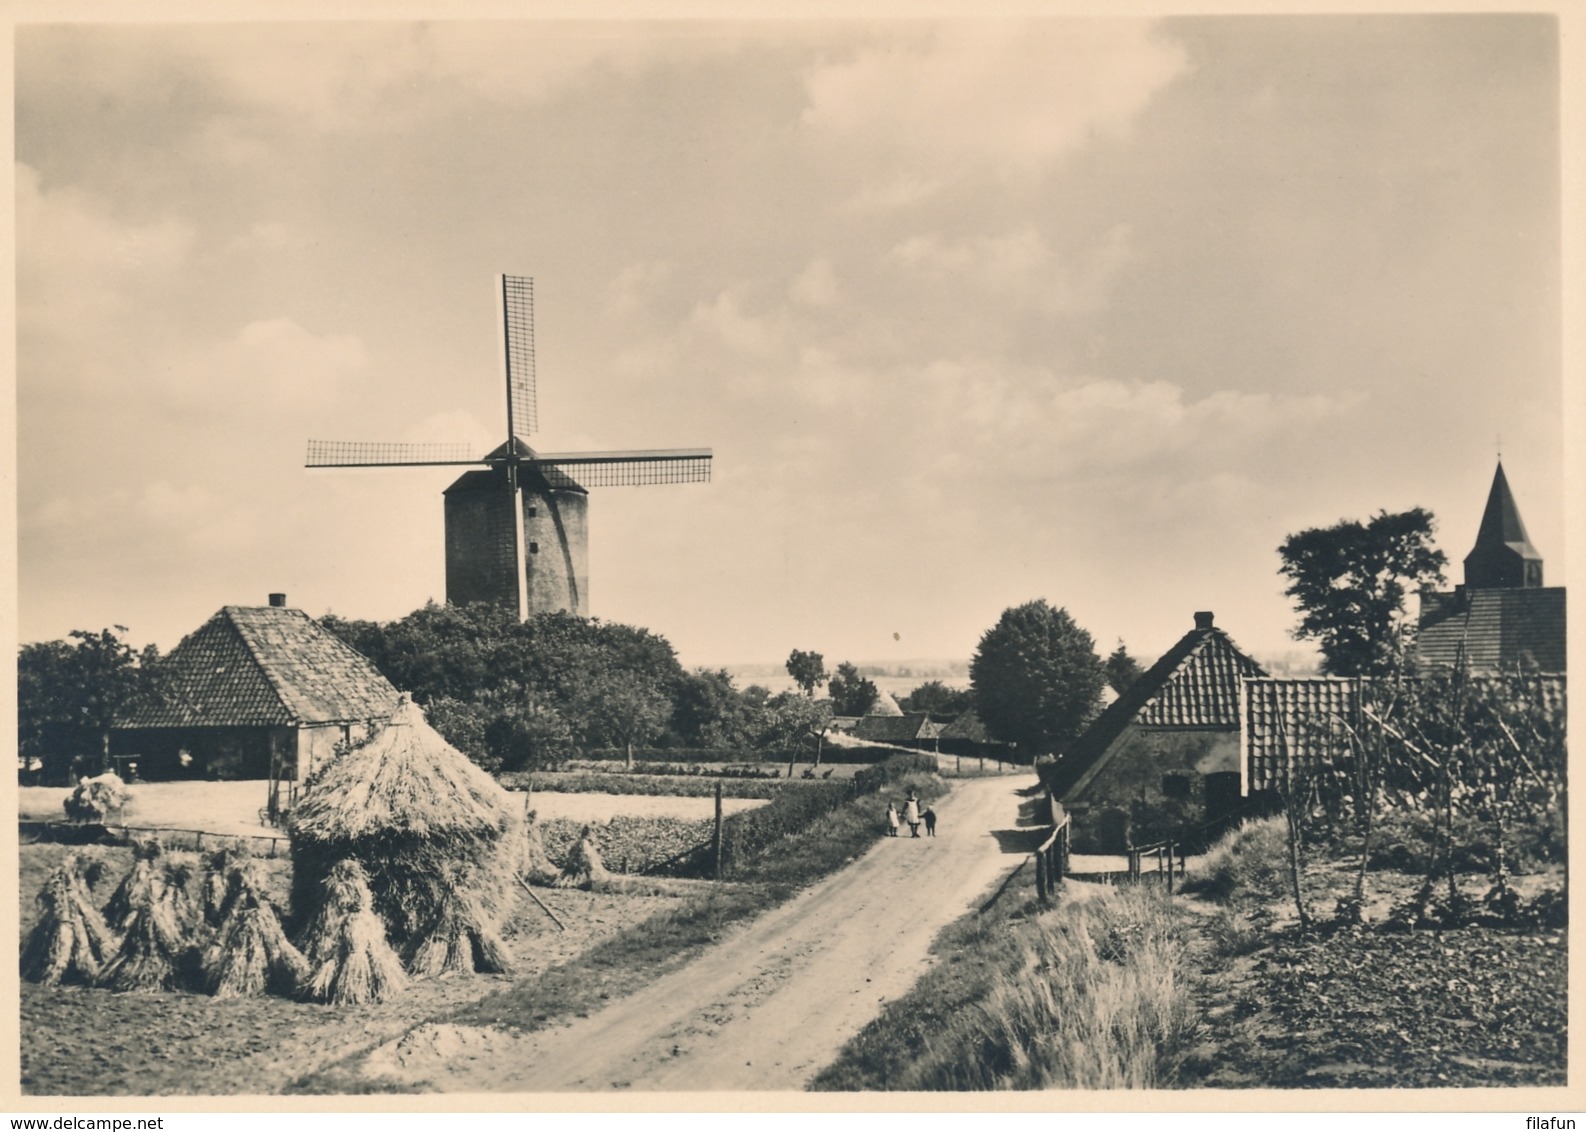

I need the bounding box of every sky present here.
[13,11,1572,674]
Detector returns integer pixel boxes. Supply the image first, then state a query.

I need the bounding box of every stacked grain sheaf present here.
[288,695,521,990]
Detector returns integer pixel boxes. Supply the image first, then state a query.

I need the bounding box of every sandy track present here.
[367,773,1037,1093]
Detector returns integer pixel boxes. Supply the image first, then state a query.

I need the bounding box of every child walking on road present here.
[904,793,922,838]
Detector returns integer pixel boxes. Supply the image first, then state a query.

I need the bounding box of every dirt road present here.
[364,773,1038,1092]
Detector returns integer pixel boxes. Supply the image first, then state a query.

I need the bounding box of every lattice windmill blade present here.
[306,440,486,468]
[531,448,713,487]
[500,274,538,442]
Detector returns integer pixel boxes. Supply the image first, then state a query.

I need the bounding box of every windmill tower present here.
[307,275,712,618]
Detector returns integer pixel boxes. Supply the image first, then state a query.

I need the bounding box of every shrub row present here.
[501,771,782,799]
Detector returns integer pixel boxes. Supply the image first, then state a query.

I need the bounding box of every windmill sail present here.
[532,449,713,487]
[501,274,538,440]
[306,440,484,468]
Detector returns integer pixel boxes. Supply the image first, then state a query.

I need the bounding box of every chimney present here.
[1194,611,1214,630]
[268,593,287,608]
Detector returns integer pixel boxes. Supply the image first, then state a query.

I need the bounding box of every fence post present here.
[1128,849,1141,882]
[1166,842,1175,894]
[1035,849,1048,904]
[713,780,725,881]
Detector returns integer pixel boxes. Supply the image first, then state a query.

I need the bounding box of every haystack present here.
[288,696,521,972]
[104,838,198,933]
[201,845,255,927]
[96,842,198,993]
[200,858,307,998]
[296,859,407,1006]
[519,809,561,886]
[64,772,129,822]
[20,856,121,987]
[405,883,511,977]
[553,825,612,890]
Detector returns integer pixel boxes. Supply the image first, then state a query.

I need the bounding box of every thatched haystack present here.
[553,825,612,890]
[297,859,407,1006]
[21,856,121,987]
[288,696,520,971]
[200,858,307,998]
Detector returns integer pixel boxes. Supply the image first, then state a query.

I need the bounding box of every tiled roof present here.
[1242,673,1566,794]
[1048,618,1266,798]
[1240,677,1362,794]
[937,708,1006,744]
[851,712,937,743]
[118,606,401,729]
[1417,587,1566,674]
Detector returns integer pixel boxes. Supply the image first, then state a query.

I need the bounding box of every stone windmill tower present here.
[307,276,712,618]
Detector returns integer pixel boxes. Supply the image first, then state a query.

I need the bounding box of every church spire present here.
[1464,460,1543,589]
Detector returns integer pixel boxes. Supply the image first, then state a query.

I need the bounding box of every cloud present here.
[887,223,1135,317]
[154,318,369,417]
[16,162,197,338]
[802,21,1188,181]
[789,259,842,308]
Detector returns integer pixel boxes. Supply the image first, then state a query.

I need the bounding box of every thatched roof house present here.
[113,596,400,794]
[289,696,520,965]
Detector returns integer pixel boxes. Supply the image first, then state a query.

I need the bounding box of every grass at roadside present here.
[813,868,1195,1090]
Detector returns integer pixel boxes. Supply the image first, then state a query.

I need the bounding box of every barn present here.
[1041,611,1267,852]
[112,595,401,818]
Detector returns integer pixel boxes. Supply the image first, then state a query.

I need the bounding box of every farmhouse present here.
[848,712,940,747]
[1043,611,1266,852]
[1417,461,1566,674]
[112,595,401,814]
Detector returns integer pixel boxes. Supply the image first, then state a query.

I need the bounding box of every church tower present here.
[1463,461,1544,589]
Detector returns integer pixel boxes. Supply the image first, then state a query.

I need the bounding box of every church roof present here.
[117,605,402,730]
[1047,612,1266,799]
[1417,587,1566,674]
[1470,462,1541,561]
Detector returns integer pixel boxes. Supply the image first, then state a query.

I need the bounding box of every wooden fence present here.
[19,820,289,857]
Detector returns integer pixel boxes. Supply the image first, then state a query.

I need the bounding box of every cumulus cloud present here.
[16,162,196,337]
[156,318,369,416]
[802,20,1188,181]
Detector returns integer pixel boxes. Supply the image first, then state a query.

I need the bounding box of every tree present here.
[17,627,162,782]
[970,601,1103,756]
[1277,507,1447,676]
[899,680,972,716]
[758,692,833,770]
[785,649,829,698]
[566,669,673,768]
[670,668,758,749]
[827,661,879,717]
[1102,640,1145,696]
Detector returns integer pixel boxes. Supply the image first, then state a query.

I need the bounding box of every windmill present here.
[307,275,712,619]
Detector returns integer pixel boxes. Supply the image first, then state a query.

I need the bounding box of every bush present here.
[1180,816,1289,905]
